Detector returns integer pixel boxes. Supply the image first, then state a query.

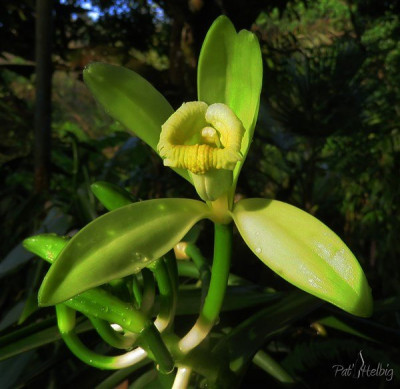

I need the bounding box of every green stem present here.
[132,275,143,308]
[177,261,249,286]
[63,288,174,373]
[140,323,175,374]
[88,316,137,349]
[179,223,232,353]
[172,366,192,389]
[177,262,200,279]
[185,243,211,306]
[56,305,147,369]
[164,253,179,320]
[140,268,156,316]
[65,288,150,333]
[150,259,175,332]
[165,253,179,297]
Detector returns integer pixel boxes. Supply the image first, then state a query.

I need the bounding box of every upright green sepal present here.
[232,198,373,317]
[83,63,191,183]
[39,199,210,306]
[197,16,263,185]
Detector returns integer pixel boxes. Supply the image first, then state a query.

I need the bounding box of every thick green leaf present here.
[23,234,69,264]
[39,199,210,306]
[83,63,191,183]
[91,181,134,211]
[0,319,92,361]
[232,198,373,317]
[197,16,263,183]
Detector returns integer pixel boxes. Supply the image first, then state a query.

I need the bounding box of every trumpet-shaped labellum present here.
[83,63,191,183]
[198,16,263,186]
[39,199,210,306]
[232,198,372,317]
[157,101,245,201]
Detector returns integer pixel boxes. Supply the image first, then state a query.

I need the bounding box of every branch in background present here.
[34,0,53,193]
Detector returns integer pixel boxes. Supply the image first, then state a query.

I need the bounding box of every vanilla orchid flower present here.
[35,16,372,322]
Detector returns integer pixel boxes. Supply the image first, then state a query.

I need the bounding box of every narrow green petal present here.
[84,63,191,183]
[198,16,236,109]
[197,16,263,184]
[39,199,210,306]
[232,198,373,317]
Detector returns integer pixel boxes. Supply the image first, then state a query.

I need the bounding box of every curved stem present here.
[172,366,192,389]
[164,253,178,319]
[185,243,211,306]
[132,275,143,308]
[140,323,174,374]
[65,288,150,333]
[151,259,175,332]
[56,305,147,369]
[179,223,232,353]
[140,268,156,316]
[177,261,200,279]
[88,316,137,349]
[63,288,174,373]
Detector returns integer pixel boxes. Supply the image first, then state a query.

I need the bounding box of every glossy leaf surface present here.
[197,16,263,183]
[233,198,373,317]
[39,199,210,305]
[83,63,191,183]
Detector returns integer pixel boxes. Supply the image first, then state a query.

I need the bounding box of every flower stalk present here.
[179,223,233,353]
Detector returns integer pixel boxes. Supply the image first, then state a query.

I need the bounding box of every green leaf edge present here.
[38,198,210,306]
[232,198,373,317]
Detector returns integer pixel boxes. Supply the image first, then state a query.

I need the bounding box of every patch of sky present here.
[60,0,166,22]
[60,0,101,21]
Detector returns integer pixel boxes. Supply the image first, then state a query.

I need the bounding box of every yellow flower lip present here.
[157,102,244,175]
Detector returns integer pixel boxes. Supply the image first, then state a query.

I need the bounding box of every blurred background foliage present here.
[1,0,399,388]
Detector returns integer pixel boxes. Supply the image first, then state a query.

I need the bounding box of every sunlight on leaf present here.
[39,199,210,305]
[232,198,373,317]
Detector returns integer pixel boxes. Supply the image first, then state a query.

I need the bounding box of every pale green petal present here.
[232,198,373,317]
[197,16,263,186]
[39,199,210,306]
[84,63,191,183]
